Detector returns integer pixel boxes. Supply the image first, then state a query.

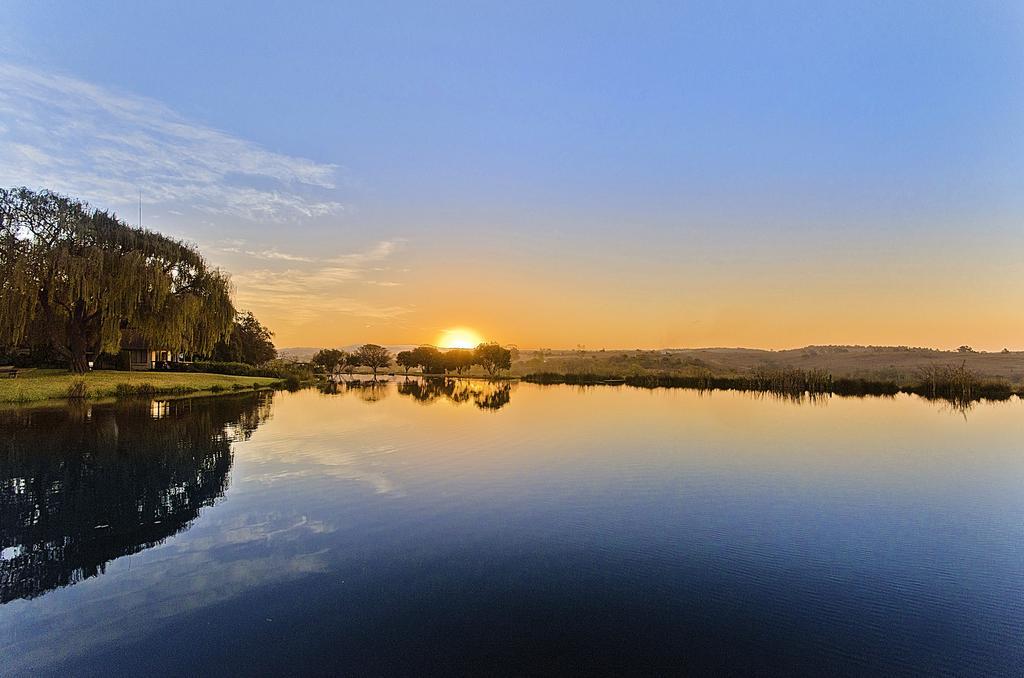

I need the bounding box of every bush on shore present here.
[166,360,314,382]
[522,363,1017,403]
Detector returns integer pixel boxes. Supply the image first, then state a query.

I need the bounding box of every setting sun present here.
[436,327,484,349]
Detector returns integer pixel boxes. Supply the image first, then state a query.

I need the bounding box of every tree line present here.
[209,311,277,366]
[312,343,513,378]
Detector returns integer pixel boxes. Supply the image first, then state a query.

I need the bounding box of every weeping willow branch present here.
[0,187,236,372]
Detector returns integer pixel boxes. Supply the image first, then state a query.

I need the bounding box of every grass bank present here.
[0,369,282,404]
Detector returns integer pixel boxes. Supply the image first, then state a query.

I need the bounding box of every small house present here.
[119,336,177,371]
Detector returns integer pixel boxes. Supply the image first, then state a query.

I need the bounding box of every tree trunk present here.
[66,302,96,373]
[68,330,89,373]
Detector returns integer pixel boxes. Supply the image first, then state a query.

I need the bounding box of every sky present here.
[1,1,1022,350]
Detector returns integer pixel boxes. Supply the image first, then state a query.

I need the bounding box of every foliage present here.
[0,187,234,372]
[343,352,361,374]
[172,359,313,382]
[395,350,415,374]
[179,361,270,377]
[521,360,1018,404]
[354,344,391,377]
[311,348,348,374]
[389,344,513,377]
[409,346,445,374]
[114,382,164,397]
[443,348,476,375]
[210,311,277,365]
[65,379,89,399]
[474,342,512,377]
[911,362,1009,401]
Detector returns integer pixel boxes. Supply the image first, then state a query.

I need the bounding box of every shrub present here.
[179,361,262,376]
[114,382,159,397]
[166,360,313,383]
[65,379,89,399]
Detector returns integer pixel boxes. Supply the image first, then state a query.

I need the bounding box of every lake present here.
[2,381,1023,676]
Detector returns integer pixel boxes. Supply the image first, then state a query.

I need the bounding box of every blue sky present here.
[2,2,1022,348]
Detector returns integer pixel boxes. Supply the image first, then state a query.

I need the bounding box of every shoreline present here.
[519,371,1020,403]
[0,369,284,405]
[371,370,1021,405]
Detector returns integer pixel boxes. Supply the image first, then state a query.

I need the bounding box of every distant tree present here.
[311,348,347,374]
[410,345,444,374]
[957,345,976,353]
[395,350,415,375]
[443,348,476,375]
[0,187,234,372]
[474,343,512,377]
[211,311,276,365]
[355,343,391,378]
[343,352,361,376]
[1002,348,1011,354]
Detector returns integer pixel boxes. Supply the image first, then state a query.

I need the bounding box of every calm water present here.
[2,381,1023,676]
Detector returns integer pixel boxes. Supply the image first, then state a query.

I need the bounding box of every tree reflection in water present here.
[0,391,273,604]
[319,377,512,410]
[347,379,390,403]
[397,377,512,411]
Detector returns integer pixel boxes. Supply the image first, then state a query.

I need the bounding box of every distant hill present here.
[276,347,322,362]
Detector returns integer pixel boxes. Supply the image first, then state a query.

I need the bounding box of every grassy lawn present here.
[0,369,281,403]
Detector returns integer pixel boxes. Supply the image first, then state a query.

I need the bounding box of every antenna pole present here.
[138,190,142,228]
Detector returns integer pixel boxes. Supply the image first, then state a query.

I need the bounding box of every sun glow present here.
[436,327,484,349]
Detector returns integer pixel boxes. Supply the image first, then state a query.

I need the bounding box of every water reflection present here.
[3,385,1023,676]
[0,392,272,603]
[318,378,389,402]
[397,377,512,410]
[320,377,514,410]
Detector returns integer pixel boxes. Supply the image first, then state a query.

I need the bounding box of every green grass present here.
[0,369,281,403]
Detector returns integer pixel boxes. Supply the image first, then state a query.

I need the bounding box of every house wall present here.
[124,349,152,370]
[120,348,179,370]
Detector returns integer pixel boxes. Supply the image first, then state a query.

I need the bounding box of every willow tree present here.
[0,187,235,372]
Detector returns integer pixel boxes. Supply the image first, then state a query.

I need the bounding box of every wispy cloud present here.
[0,62,344,220]
[325,239,403,266]
[227,239,410,324]
[219,246,314,262]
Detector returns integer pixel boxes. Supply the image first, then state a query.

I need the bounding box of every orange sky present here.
[219,223,1024,351]
[6,5,1022,352]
